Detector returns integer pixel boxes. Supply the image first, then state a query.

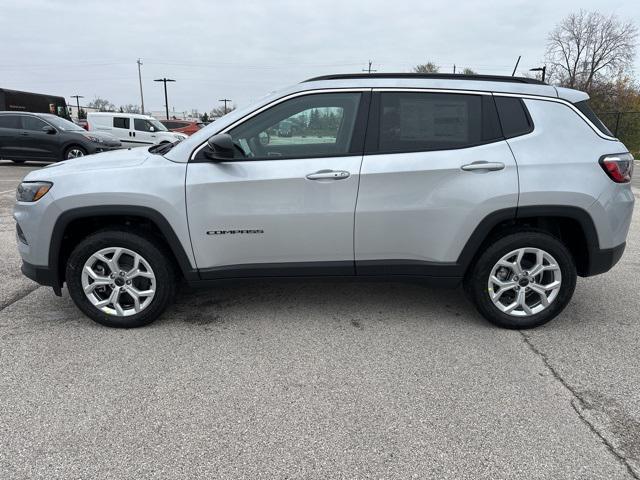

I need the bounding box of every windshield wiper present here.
[149,141,177,155]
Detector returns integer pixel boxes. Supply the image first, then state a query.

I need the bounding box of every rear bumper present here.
[21,261,62,295]
[584,242,626,277]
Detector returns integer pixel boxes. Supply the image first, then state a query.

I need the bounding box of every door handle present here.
[306,170,350,180]
[461,161,505,172]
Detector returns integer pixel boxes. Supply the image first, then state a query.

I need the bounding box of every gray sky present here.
[2,0,638,115]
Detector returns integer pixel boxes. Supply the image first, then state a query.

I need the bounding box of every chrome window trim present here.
[190,88,370,160]
[492,92,618,141]
[190,86,618,160]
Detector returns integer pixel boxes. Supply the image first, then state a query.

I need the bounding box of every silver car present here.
[14,73,635,329]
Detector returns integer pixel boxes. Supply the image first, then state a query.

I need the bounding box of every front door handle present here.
[461,161,505,172]
[306,170,350,180]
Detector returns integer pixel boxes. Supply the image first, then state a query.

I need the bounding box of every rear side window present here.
[22,116,48,131]
[113,117,130,129]
[573,100,613,136]
[377,92,501,153]
[494,97,533,138]
[0,115,21,129]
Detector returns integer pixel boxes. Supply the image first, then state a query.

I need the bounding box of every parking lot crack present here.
[0,285,40,313]
[521,332,639,479]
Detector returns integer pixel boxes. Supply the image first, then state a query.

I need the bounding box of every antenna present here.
[511,55,521,76]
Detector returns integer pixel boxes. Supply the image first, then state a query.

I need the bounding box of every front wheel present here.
[64,145,86,160]
[465,231,577,329]
[66,230,176,328]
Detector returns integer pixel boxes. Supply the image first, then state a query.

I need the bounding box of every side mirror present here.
[204,133,235,161]
[42,125,56,134]
[149,126,155,132]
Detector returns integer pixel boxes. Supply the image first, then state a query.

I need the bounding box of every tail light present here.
[599,153,634,183]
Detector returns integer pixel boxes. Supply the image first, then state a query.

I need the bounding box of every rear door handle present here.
[461,161,505,172]
[306,170,350,180]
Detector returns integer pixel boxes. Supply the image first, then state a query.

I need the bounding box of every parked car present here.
[74,119,89,130]
[87,112,187,147]
[160,119,204,136]
[15,73,634,329]
[0,112,121,162]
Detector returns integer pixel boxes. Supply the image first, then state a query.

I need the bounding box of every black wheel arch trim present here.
[48,205,199,290]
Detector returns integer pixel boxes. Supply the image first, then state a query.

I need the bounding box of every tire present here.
[64,145,86,160]
[464,231,577,329]
[66,229,176,328]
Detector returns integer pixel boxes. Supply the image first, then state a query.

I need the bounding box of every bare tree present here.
[119,104,141,114]
[87,97,115,112]
[209,104,236,118]
[545,10,638,89]
[413,62,439,73]
[461,68,476,75]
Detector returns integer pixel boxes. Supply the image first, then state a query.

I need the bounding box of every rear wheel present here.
[64,145,86,160]
[66,230,175,328]
[465,231,577,329]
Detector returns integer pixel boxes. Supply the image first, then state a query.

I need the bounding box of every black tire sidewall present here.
[66,230,175,328]
[468,231,577,329]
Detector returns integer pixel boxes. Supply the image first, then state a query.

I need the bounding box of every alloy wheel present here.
[487,247,562,317]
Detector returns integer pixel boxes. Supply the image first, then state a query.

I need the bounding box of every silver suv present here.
[14,73,635,329]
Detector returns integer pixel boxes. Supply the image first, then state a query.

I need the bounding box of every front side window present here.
[227,92,362,160]
[135,118,157,132]
[113,117,130,129]
[377,92,501,153]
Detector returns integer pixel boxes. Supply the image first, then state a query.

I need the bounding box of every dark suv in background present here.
[0,112,121,163]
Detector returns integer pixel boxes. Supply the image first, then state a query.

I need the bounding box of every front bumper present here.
[21,261,61,295]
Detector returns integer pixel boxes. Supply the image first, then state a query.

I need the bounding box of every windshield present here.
[148,119,168,132]
[42,114,85,131]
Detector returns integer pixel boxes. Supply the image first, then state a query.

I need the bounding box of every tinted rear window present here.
[0,115,21,129]
[113,117,130,129]
[573,100,613,136]
[494,97,533,138]
[378,92,501,153]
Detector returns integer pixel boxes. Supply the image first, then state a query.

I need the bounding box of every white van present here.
[87,112,187,147]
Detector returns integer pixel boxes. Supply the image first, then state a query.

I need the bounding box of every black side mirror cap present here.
[204,133,235,161]
[42,125,56,134]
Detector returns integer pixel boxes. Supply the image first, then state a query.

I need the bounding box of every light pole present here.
[137,59,145,114]
[70,95,83,119]
[529,66,547,83]
[154,78,176,120]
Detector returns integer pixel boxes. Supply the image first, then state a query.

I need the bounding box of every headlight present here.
[16,182,53,202]
[83,134,103,143]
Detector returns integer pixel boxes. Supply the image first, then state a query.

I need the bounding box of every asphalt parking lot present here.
[1,159,640,479]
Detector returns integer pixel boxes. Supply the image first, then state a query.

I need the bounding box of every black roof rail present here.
[303,73,547,85]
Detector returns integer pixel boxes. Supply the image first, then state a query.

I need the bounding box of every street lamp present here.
[70,95,84,119]
[154,78,176,120]
[529,66,546,83]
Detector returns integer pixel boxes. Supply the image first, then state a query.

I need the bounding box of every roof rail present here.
[303,73,546,85]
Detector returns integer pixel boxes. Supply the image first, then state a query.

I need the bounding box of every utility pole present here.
[218,98,231,114]
[362,60,377,74]
[154,77,176,120]
[70,95,83,119]
[137,59,145,114]
[453,64,456,74]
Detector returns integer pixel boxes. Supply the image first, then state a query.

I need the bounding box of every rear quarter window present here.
[494,97,533,138]
[573,100,613,136]
[113,117,130,129]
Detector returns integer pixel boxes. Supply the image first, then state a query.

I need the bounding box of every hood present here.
[25,147,150,180]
